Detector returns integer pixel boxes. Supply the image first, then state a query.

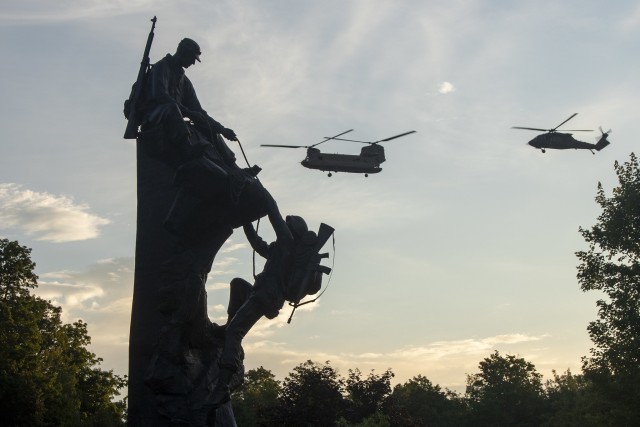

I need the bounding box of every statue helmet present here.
[177,38,201,62]
[285,215,308,240]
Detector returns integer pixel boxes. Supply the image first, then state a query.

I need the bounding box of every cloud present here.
[389,334,547,360]
[33,257,135,377]
[438,81,456,94]
[221,242,248,253]
[0,183,110,242]
[36,257,134,318]
[241,332,555,391]
[35,280,105,311]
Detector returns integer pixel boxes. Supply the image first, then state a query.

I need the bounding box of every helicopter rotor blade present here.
[310,129,354,148]
[559,129,593,132]
[326,137,371,143]
[511,126,549,131]
[552,113,578,131]
[261,144,306,148]
[328,130,418,144]
[377,130,417,142]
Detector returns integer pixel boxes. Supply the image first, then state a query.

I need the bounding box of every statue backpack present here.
[285,223,334,323]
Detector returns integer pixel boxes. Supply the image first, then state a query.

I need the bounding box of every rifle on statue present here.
[123,16,157,139]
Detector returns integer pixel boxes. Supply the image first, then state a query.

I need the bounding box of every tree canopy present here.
[576,152,640,424]
[465,350,545,426]
[0,238,127,427]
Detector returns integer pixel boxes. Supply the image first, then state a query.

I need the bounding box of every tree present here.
[0,238,127,426]
[542,369,597,427]
[274,360,346,426]
[465,351,545,426]
[336,412,391,427]
[232,366,281,426]
[0,238,38,298]
[384,375,466,427]
[342,368,394,425]
[576,152,640,424]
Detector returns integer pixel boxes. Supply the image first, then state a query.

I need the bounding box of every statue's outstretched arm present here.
[243,223,269,258]
[263,192,293,244]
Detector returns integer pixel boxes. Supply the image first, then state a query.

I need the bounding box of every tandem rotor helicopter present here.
[261,129,417,177]
[512,113,611,154]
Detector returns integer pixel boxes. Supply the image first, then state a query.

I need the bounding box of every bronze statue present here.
[142,38,237,159]
[207,201,333,423]
[125,27,258,426]
[126,20,334,427]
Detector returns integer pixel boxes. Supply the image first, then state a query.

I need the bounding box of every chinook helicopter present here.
[261,129,416,177]
[512,113,611,154]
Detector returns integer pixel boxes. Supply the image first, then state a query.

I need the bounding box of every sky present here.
[1,0,639,394]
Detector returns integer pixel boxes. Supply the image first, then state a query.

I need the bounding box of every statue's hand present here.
[222,127,238,141]
[244,164,262,177]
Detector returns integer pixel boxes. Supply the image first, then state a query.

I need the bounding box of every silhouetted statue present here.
[126,22,333,427]
[125,29,263,426]
[135,36,267,246]
[206,202,334,424]
[140,37,237,161]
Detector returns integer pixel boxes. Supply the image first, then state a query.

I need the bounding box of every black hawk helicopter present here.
[261,129,416,177]
[512,113,610,154]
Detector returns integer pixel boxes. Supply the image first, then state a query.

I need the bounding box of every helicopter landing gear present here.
[328,172,332,177]
[365,173,368,177]
[541,148,546,153]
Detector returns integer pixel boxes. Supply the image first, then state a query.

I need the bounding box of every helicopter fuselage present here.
[513,113,611,154]
[261,129,415,176]
[528,132,609,153]
[301,145,385,174]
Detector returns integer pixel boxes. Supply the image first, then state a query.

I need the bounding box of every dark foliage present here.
[465,351,545,426]
[384,375,466,427]
[343,368,394,424]
[232,366,281,426]
[576,153,640,424]
[273,360,346,426]
[0,239,127,427]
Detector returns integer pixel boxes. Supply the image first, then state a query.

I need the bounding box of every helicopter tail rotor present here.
[598,126,612,137]
[594,126,611,152]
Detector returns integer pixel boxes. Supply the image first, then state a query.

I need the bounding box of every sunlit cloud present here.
[243,332,555,390]
[207,281,231,291]
[32,257,135,376]
[0,183,110,242]
[36,280,104,310]
[438,81,456,94]
[35,258,134,320]
[389,334,547,360]
[221,242,248,253]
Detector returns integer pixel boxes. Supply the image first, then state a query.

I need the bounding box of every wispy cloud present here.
[0,183,110,242]
[35,280,105,310]
[221,242,248,253]
[243,332,555,390]
[33,257,135,376]
[438,81,456,94]
[36,257,133,319]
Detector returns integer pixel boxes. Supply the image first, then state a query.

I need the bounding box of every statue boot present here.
[205,366,234,425]
[210,366,233,408]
